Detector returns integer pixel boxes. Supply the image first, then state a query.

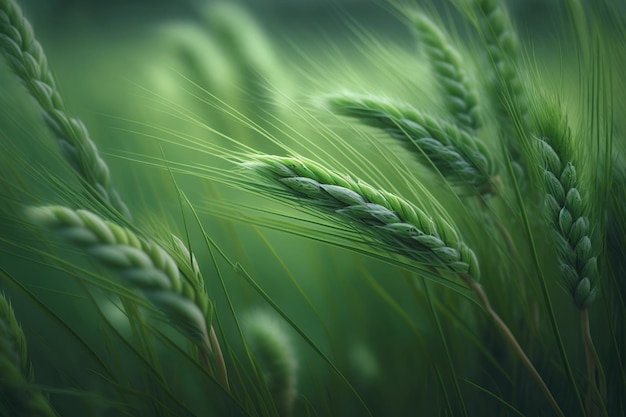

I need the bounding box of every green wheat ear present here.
[203,2,289,98]
[469,0,527,122]
[326,93,497,195]
[410,12,481,131]
[467,0,530,181]
[0,0,130,218]
[245,153,480,279]
[532,103,597,309]
[0,293,57,417]
[244,311,298,417]
[531,93,607,417]
[23,205,232,390]
[25,205,211,342]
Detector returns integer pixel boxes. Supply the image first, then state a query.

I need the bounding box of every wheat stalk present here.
[246,153,564,416]
[0,293,57,417]
[24,205,229,389]
[244,311,298,417]
[410,13,481,132]
[326,93,497,195]
[0,0,130,219]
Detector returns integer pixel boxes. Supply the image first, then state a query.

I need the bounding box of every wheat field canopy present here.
[0,0,624,416]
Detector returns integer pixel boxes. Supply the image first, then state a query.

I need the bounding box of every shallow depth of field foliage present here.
[0,0,625,416]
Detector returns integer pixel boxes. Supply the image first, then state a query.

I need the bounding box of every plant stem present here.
[581,308,606,417]
[209,324,230,391]
[478,195,520,262]
[459,274,565,417]
[199,342,215,379]
[417,273,469,417]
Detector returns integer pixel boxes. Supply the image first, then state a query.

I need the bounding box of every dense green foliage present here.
[0,0,624,416]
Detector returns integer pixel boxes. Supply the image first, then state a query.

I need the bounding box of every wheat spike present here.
[411,13,481,131]
[247,153,480,279]
[327,93,497,195]
[533,107,598,310]
[25,205,214,351]
[533,97,606,416]
[244,311,298,417]
[246,153,569,416]
[470,0,529,149]
[0,293,57,417]
[0,0,130,218]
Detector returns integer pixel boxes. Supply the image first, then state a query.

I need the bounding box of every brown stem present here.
[459,274,565,417]
[209,325,230,391]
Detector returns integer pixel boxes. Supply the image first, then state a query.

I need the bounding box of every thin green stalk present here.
[478,198,520,262]
[581,309,607,417]
[462,378,525,417]
[164,153,229,390]
[120,298,166,417]
[0,292,58,417]
[209,325,229,392]
[458,274,564,417]
[417,276,469,417]
[0,267,116,383]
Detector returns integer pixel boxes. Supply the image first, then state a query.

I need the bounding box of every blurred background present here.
[1,0,624,416]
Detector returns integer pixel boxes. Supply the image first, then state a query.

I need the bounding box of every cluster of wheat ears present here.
[0,0,624,415]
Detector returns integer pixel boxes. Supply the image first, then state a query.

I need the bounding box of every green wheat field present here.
[0,0,624,415]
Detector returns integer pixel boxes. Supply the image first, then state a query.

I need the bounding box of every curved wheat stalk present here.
[326,93,497,195]
[410,13,481,132]
[0,293,57,417]
[0,0,130,218]
[25,205,228,389]
[246,153,563,416]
